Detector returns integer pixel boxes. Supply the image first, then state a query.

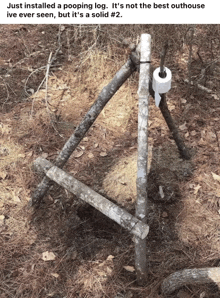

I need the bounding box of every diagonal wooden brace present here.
[33,157,149,240]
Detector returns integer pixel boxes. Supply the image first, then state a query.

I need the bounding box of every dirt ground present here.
[1,24,220,298]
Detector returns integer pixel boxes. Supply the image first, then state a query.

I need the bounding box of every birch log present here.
[161,267,220,295]
[135,33,151,284]
[33,157,149,240]
[30,57,136,207]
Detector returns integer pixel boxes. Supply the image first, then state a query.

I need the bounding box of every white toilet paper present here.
[152,67,172,107]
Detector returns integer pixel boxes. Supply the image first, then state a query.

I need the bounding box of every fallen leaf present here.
[28,88,35,94]
[41,152,48,159]
[194,184,201,195]
[191,130,197,136]
[181,98,187,104]
[185,132,189,138]
[207,131,216,141]
[88,153,94,159]
[119,180,127,185]
[100,152,107,157]
[70,170,77,175]
[200,291,206,298]
[123,266,135,272]
[131,132,137,138]
[42,251,56,261]
[212,94,219,100]
[60,25,65,31]
[73,151,83,158]
[51,273,59,278]
[198,138,206,145]
[106,255,114,261]
[169,104,175,111]
[0,171,7,179]
[26,151,33,157]
[212,172,220,182]
[179,122,187,131]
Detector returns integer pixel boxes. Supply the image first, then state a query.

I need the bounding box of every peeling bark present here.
[161,267,220,295]
[30,58,136,207]
[135,33,151,285]
[33,157,149,239]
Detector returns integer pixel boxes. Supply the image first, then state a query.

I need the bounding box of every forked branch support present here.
[33,157,149,240]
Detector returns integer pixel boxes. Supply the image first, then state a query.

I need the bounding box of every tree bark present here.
[135,33,151,285]
[33,157,149,239]
[161,267,220,295]
[30,57,136,207]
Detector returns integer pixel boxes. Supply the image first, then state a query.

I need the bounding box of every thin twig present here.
[187,25,195,88]
[45,51,53,113]
[30,74,46,117]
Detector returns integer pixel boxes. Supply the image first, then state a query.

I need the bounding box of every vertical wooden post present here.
[135,33,151,284]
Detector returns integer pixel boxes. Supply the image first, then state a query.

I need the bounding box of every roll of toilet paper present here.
[152,67,172,107]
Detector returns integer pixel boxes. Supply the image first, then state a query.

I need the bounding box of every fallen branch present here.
[184,78,213,94]
[33,157,149,240]
[161,267,220,295]
[30,56,136,207]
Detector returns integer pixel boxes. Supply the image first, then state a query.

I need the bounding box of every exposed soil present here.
[1,24,220,298]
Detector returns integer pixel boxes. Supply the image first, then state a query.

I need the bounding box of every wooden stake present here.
[135,33,151,285]
[33,157,149,239]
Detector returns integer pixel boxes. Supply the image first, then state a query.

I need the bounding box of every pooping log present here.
[33,157,149,240]
[30,57,137,207]
[135,33,151,284]
[161,267,220,295]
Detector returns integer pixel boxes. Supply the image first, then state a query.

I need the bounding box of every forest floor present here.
[0,24,220,298]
